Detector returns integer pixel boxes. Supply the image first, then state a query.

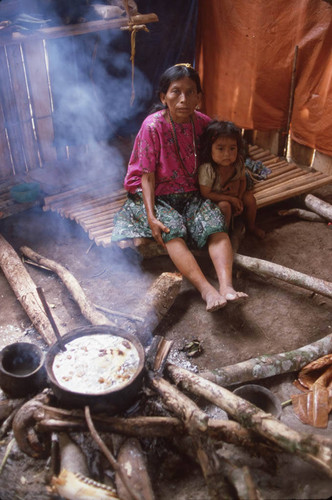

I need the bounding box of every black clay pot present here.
[0,342,47,398]
[45,325,145,413]
[233,384,282,418]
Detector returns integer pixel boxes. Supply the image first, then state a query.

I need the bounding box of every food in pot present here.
[52,334,140,394]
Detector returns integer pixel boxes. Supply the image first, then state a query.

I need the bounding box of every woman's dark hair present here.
[149,64,202,114]
[200,120,244,165]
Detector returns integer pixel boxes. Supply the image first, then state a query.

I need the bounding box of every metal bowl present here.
[0,342,47,398]
[45,325,145,413]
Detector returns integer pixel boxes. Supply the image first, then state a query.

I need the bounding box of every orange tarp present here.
[196,0,332,156]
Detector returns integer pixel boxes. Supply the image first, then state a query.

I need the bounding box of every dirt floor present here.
[0,183,331,499]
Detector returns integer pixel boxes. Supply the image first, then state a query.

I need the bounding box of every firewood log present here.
[304,194,332,221]
[58,432,89,476]
[149,376,235,499]
[150,376,208,434]
[200,332,332,387]
[0,234,64,345]
[278,208,325,222]
[12,390,52,458]
[20,245,116,327]
[167,364,332,478]
[35,407,277,457]
[133,272,183,345]
[234,253,332,298]
[115,438,155,500]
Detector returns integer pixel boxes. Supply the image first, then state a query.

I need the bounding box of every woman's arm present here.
[141,172,169,247]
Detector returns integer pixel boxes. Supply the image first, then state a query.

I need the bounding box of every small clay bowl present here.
[233,384,282,419]
[0,342,47,398]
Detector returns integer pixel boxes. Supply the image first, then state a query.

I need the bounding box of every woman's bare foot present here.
[203,289,227,312]
[247,226,265,240]
[220,285,248,303]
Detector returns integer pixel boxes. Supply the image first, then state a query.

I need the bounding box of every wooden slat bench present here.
[41,145,332,248]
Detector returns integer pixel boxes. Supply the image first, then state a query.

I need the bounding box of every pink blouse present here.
[124,110,211,196]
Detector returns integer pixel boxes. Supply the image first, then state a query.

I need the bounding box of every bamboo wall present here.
[0,13,158,182]
[0,38,57,179]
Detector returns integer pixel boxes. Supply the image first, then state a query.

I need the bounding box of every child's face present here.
[160,77,200,123]
[211,136,238,167]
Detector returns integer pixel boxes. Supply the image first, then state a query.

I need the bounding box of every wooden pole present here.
[279,45,298,157]
[234,253,332,298]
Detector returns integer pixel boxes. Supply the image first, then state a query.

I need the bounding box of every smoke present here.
[6,1,153,185]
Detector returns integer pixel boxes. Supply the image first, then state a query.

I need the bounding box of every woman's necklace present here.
[168,110,197,177]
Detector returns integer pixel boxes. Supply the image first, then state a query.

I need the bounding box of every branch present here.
[234,253,332,298]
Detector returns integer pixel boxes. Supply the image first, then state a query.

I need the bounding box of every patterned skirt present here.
[111,191,227,249]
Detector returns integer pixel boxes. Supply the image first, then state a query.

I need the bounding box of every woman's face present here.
[212,136,238,167]
[160,77,200,123]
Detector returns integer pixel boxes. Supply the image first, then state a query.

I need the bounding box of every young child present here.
[199,120,265,239]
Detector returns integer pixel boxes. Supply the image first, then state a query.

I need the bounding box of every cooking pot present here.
[233,384,282,419]
[45,325,145,413]
[0,342,47,398]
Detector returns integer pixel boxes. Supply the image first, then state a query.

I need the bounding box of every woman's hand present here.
[148,216,170,247]
[141,173,170,247]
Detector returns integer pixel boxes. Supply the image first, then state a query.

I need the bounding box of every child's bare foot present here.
[248,226,265,239]
[203,289,227,312]
[220,285,248,303]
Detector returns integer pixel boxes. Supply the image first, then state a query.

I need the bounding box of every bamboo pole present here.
[279,45,298,157]
[3,14,159,45]
[63,194,125,217]
[250,151,274,161]
[254,172,324,198]
[257,165,297,181]
[267,160,291,169]
[255,177,332,207]
[253,170,306,192]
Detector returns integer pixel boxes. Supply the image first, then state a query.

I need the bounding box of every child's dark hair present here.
[200,120,244,165]
[149,64,202,114]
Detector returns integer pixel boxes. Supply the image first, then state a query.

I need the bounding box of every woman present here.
[112,64,247,311]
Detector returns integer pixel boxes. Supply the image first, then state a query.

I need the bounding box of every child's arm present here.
[199,184,237,204]
[237,176,247,200]
[199,184,243,214]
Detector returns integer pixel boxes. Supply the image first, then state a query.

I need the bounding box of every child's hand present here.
[230,198,243,216]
